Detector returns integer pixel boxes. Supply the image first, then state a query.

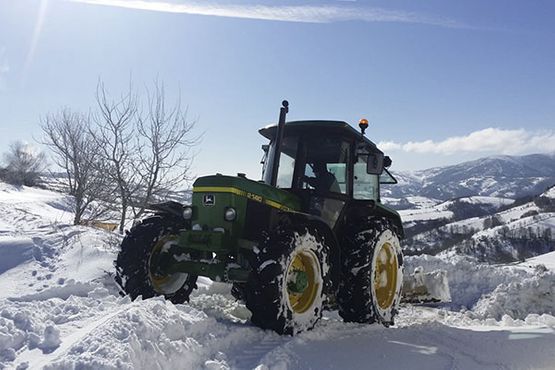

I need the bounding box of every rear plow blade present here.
[401,266,451,304]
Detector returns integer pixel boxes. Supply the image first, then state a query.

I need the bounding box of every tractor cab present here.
[259,120,398,231]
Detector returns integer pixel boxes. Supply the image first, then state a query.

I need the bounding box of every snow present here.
[524,251,555,270]
[382,196,442,210]
[473,272,555,320]
[542,185,555,199]
[399,208,454,223]
[398,195,515,224]
[1,183,555,369]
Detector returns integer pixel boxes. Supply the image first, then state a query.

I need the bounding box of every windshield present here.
[300,137,350,194]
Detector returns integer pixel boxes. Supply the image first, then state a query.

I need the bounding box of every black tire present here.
[337,217,403,326]
[114,215,198,304]
[245,224,331,335]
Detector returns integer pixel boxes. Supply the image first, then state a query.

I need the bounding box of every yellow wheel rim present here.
[148,235,189,295]
[373,242,398,310]
[286,250,320,314]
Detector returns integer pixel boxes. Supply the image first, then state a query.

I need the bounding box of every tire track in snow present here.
[228,334,291,369]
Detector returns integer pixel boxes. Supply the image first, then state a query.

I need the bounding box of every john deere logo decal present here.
[203,194,215,206]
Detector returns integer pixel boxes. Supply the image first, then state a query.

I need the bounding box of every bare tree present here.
[40,81,199,230]
[131,82,199,219]
[93,80,138,233]
[41,109,110,225]
[1,141,46,186]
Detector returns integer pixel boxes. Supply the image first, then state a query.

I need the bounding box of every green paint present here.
[177,230,228,252]
[287,270,309,293]
[189,174,300,253]
[162,174,301,282]
[193,174,301,211]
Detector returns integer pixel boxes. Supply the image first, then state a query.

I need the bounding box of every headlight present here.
[182,206,193,220]
[224,207,237,221]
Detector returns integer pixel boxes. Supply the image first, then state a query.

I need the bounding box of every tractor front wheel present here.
[245,225,331,335]
[337,217,403,326]
[115,215,197,304]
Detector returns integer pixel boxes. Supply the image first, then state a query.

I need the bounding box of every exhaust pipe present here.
[269,100,289,187]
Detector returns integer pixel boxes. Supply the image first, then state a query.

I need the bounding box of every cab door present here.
[293,136,351,230]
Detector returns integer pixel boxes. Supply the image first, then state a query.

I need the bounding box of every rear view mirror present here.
[367,153,384,175]
[384,156,392,168]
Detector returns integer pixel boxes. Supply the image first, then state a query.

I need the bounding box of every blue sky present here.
[0,0,554,180]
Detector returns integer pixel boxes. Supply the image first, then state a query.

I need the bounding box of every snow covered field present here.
[1,183,555,369]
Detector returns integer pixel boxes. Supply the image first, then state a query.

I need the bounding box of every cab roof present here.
[258,120,381,153]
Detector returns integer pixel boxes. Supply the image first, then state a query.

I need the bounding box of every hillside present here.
[398,185,555,262]
[378,153,555,263]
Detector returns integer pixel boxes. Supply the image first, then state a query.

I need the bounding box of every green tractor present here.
[115,101,404,335]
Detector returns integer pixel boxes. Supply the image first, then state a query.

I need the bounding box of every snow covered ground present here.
[1,183,555,369]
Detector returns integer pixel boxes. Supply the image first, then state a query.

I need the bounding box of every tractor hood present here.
[193,174,301,212]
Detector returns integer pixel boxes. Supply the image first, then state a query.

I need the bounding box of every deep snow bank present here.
[405,253,555,324]
[473,271,555,320]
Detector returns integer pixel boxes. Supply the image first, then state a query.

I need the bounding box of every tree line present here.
[1,80,199,233]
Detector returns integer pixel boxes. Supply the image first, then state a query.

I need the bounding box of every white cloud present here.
[378,128,555,155]
[68,0,467,28]
[377,141,402,151]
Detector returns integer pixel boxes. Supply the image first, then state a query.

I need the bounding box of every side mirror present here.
[384,156,392,168]
[367,152,384,175]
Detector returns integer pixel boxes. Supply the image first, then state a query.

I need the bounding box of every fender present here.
[145,201,186,218]
[347,200,404,239]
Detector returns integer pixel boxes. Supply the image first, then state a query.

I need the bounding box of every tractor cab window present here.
[263,136,298,188]
[301,138,349,195]
[276,151,295,188]
[354,155,379,200]
[380,168,398,184]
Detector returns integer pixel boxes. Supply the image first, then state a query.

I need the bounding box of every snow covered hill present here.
[384,153,555,202]
[400,185,555,261]
[1,183,555,369]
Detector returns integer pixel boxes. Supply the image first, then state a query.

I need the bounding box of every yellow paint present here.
[287,250,320,314]
[373,242,398,310]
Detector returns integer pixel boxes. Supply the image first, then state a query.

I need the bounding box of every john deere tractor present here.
[115,101,404,335]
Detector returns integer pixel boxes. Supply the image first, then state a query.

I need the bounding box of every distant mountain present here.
[399,185,555,263]
[384,154,555,201]
[384,154,555,263]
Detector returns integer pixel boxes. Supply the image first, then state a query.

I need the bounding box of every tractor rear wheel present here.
[115,215,197,304]
[245,224,331,335]
[337,217,403,326]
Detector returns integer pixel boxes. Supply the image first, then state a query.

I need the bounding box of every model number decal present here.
[246,192,263,202]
